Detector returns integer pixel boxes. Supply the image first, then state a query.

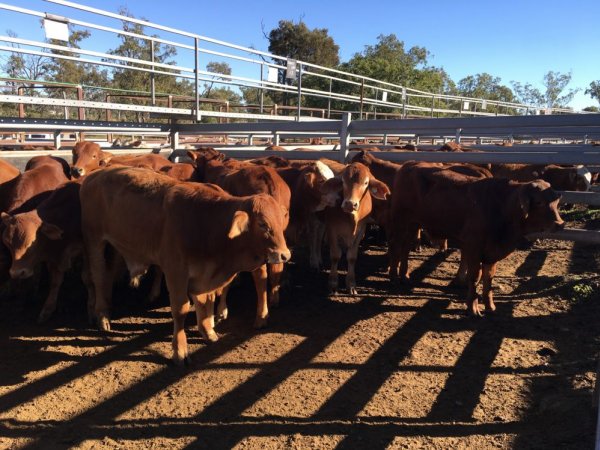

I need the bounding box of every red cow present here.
[0,158,20,185]
[71,141,113,178]
[389,161,564,315]
[80,166,290,364]
[321,162,390,294]
[188,150,291,325]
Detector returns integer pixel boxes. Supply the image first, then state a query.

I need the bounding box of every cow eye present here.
[92,155,97,159]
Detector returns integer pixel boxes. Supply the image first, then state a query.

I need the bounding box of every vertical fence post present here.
[455,128,462,144]
[53,131,62,150]
[339,112,351,163]
[431,95,435,118]
[194,37,200,121]
[259,63,264,114]
[150,40,156,106]
[327,78,332,119]
[359,79,365,119]
[17,86,25,118]
[297,63,302,121]
[77,86,85,120]
[402,87,407,119]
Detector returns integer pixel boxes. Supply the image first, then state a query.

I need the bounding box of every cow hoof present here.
[203,330,219,343]
[172,354,190,367]
[97,316,111,332]
[347,287,358,296]
[216,310,228,324]
[254,317,268,329]
[467,307,484,317]
[37,309,53,324]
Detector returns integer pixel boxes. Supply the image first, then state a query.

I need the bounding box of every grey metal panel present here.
[217,149,341,160]
[174,120,342,134]
[0,117,170,132]
[349,114,600,134]
[529,228,600,245]
[350,150,600,165]
[559,191,600,206]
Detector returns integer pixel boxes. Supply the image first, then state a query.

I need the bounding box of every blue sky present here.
[2,0,600,109]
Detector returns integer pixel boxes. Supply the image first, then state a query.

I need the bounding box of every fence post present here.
[170,127,179,151]
[77,86,85,120]
[339,112,351,163]
[151,40,156,106]
[194,37,200,121]
[259,63,264,114]
[359,79,365,119]
[297,63,303,121]
[327,78,332,119]
[455,128,462,144]
[53,131,62,150]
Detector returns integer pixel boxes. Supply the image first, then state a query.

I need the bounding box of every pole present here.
[327,78,332,119]
[359,79,365,119]
[297,63,302,121]
[194,37,200,121]
[259,63,264,114]
[151,40,156,106]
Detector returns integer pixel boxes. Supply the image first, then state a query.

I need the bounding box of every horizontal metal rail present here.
[0,117,170,132]
[0,0,583,122]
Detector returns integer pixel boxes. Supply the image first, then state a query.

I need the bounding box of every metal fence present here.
[0,0,584,126]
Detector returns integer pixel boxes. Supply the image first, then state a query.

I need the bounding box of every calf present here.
[491,163,591,191]
[321,162,390,294]
[0,155,70,214]
[389,161,564,315]
[81,166,290,364]
[0,158,20,185]
[71,141,113,178]
[189,151,292,324]
[0,181,90,323]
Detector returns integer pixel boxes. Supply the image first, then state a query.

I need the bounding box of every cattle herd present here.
[0,141,588,364]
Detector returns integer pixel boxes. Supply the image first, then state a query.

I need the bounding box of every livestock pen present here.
[1,1,599,449]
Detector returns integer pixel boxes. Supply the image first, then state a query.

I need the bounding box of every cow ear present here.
[228,211,250,239]
[319,177,343,194]
[187,151,198,163]
[98,156,111,167]
[1,212,13,225]
[303,171,317,187]
[369,178,391,200]
[40,222,63,240]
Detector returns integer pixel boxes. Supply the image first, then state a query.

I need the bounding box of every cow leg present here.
[267,262,284,307]
[81,256,96,324]
[87,241,111,331]
[328,233,342,294]
[37,264,64,324]
[251,264,269,329]
[192,293,218,342]
[346,224,366,295]
[147,265,163,303]
[450,250,468,287]
[164,274,191,365]
[466,260,483,317]
[216,284,230,322]
[398,224,419,283]
[481,263,497,313]
[309,217,325,270]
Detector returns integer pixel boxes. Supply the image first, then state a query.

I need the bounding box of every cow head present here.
[350,150,374,166]
[1,211,62,279]
[518,180,565,233]
[71,142,112,178]
[320,162,390,214]
[228,194,291,264]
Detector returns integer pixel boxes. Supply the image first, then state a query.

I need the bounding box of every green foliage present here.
[268,20,340,67]
[572,280,595,302]
[585,81,600,106]
[583,106,599,112]
[512,71,579,109]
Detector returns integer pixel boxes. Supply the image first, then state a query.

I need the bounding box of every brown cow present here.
[0,180,90,323]
[491,163,591,191]
[0,158,20,185]
[0,155,70,214]
[321,162,390,294]
[71,141,113,178]
[188,150,291,324]
[81,166,290,364]
[388,161,564,315]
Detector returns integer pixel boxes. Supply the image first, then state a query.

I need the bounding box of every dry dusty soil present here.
[1,211,599,449]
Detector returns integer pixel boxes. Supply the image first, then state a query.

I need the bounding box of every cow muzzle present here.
[267,248,292,264]
[71,167,85,178]
[9,267,33,279]
[341,199,359,213]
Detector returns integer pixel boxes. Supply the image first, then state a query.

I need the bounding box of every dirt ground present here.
[0,213,599,449]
